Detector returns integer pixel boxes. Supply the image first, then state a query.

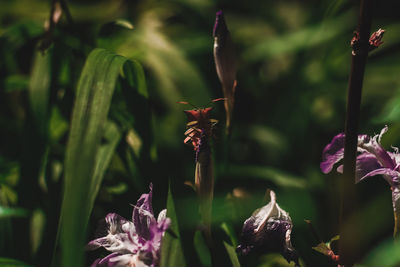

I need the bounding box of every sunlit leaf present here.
[312,242,331,256]
[58,48,144,267]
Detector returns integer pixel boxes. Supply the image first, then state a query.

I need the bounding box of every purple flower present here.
[88,184,170,267]
[237,190,300,266]
[321,126,400,236]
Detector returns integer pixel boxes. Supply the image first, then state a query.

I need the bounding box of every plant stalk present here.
[340,0,373,265]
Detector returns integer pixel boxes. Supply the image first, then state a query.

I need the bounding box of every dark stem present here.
[340,0,373,265]
[59,0,73,24]
[304,219,323,244]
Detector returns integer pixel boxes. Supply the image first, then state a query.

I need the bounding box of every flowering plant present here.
[88,184,170,267]
[321,126,400,236]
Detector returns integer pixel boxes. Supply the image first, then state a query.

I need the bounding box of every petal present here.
[133,184,156,240]
[142,217,171,262]
[358,168,400,186]
[105,213,130,235]
[358,127,396,169]
[88,214,138,253]
[354,153,382,182]
[109,254,149,267]
[320,133,345,173]
[91,252,121,267]
[157,209,167,223]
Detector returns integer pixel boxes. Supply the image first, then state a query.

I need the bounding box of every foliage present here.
[1,0,400,266]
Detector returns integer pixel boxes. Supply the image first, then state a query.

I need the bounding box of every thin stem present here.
[305,219,323,244]
[340,0,373,265]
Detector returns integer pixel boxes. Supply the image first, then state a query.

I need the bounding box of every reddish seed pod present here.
[327,250,340,262]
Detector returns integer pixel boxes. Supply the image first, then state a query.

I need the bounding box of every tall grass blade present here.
[57,48,146,267]
[160,183,187,267]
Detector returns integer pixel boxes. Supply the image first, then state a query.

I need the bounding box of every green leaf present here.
[87,120,122,218]
[0,206,28,218]
[312,242,331,256]
[48,107,69,143]
[0,257,33,267]
[57,48,140,267]
[193,230,211,267]
[28,48,52,136]
[223,241,241,267]
[221,222,238,248]
[160,183,187,267]
[312,235,339,255]
[30,209,45,255]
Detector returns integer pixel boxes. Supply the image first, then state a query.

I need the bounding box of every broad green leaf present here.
[58,48,141,267]
[0,206,28,218]
[160,183,187,267]
[223,241,241,267]
[0,257,33,267]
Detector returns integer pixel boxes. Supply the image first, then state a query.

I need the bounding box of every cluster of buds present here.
[351,28,385,56]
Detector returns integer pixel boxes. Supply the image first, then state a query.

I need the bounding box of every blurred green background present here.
[2,0,400,266]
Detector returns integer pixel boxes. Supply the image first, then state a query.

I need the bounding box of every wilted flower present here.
[321,126,400,237]
[237,190,300,266]
[88,184,170,267]
[213,10,237,134]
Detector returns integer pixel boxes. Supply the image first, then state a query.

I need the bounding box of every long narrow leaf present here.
[160,183,187,267]
[87,120,122,218]
[58,48,144,267]
[28,49,52,135]
[223,241,241,267]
